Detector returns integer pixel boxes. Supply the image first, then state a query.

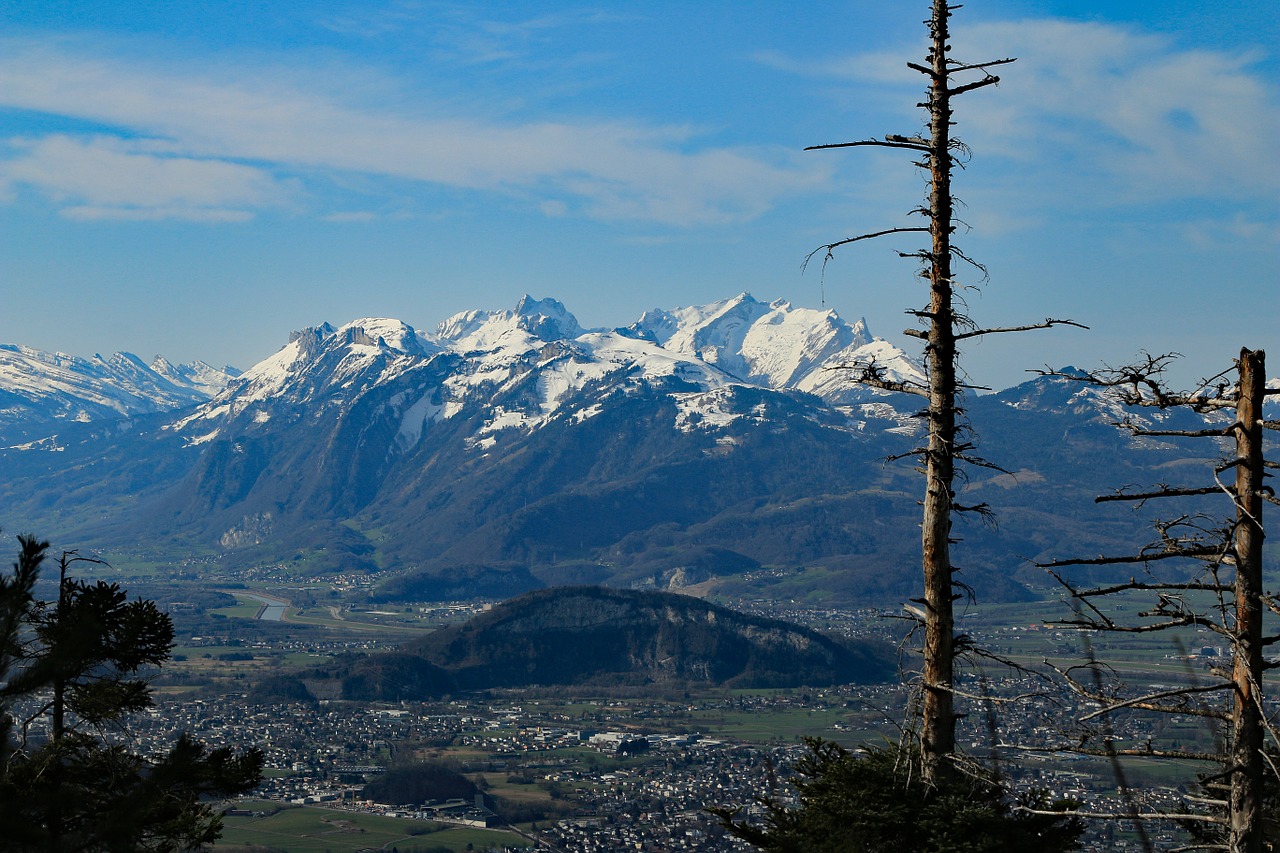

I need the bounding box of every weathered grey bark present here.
[919,0,959,780]
[1229,348,1264,853]
[804,0,1082,785]
[1036,349,1274,853]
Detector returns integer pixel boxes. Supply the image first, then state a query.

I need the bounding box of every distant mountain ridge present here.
[0,344,239,441]
[0,294,1272,605]
[1,294,920,443]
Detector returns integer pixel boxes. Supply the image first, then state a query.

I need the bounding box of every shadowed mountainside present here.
[308,587,895,700]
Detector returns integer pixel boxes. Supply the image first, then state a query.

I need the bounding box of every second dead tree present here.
[1030,349,1278,853]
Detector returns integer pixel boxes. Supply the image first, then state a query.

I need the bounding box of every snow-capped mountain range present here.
[0,294,1272,605]
[167,293,924,454]
[0,344,239,433]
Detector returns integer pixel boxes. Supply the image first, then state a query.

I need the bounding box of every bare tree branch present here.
[1078,683,1233,723]
[806,137,931,153]
[1096,486,1229,503]
[949,77,1003,96]
[1039,546,1224,569]
[999,743,1222,763]
[947,57,1018,74]
[1126,427,1233,438]
[1017,808,1225,825]
[802,227,930,273]
[955,318,1088,341]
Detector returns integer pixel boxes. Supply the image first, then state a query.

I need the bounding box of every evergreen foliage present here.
[714,738,1083,853]
[0,534,263,852]
[361,762,477,806]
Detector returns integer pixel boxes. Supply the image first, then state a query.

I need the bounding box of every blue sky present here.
[1,0,1275,390]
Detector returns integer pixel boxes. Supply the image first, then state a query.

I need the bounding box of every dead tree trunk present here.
[804,0,1084,785]
[920,0,960,779]
[1229,348,1264,853]
[1033,349,1276,853]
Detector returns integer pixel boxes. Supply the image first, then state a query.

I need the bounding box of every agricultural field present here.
[215,801,531,852]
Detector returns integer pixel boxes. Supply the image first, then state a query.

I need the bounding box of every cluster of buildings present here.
[112,674,1228,851]
[100,597,1270,851]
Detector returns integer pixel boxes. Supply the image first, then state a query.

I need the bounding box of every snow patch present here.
[395,393,442,451]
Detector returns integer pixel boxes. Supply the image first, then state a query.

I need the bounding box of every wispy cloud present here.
[0,37,826,226]
[760,19,1279,225]
[315,0,428,40]
[417,6,634,67]
[0,134,287,220]
[957,20,1280,203]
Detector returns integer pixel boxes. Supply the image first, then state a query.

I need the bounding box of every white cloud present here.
[0,134,285,219]
[955,20,1280,202]
[752,48,917,87]
[762,19,1280,218]
[61,205,254,222]
[1181,213,1280,247]
[0,37,827,226]
[321,210,378,223]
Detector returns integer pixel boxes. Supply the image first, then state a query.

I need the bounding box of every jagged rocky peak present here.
[286,323,338,357]
[514,295,582,341]
[631,292,765,350]
[436,295,583,350]
[223,318,441,411]
[629,292,888,391]
[149,357,242,398]
[334,318,436,356]
[265,318,434,372]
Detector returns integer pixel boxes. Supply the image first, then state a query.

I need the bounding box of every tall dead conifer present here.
[807,0,1079,782]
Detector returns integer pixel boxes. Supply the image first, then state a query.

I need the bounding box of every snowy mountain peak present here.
[628,292,907,395]
[632,292,762,349]
[218,318,437,414]
[149,358,241,398]
[514,295,582,341]
[436,296,583,351]
[335,318,436,356]
[0,343,238,433]
[3,295,924,446]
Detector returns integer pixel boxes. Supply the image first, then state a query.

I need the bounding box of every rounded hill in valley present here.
[403,586,895,691]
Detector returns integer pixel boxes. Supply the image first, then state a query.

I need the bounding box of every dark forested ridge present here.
[311,587,895,700]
